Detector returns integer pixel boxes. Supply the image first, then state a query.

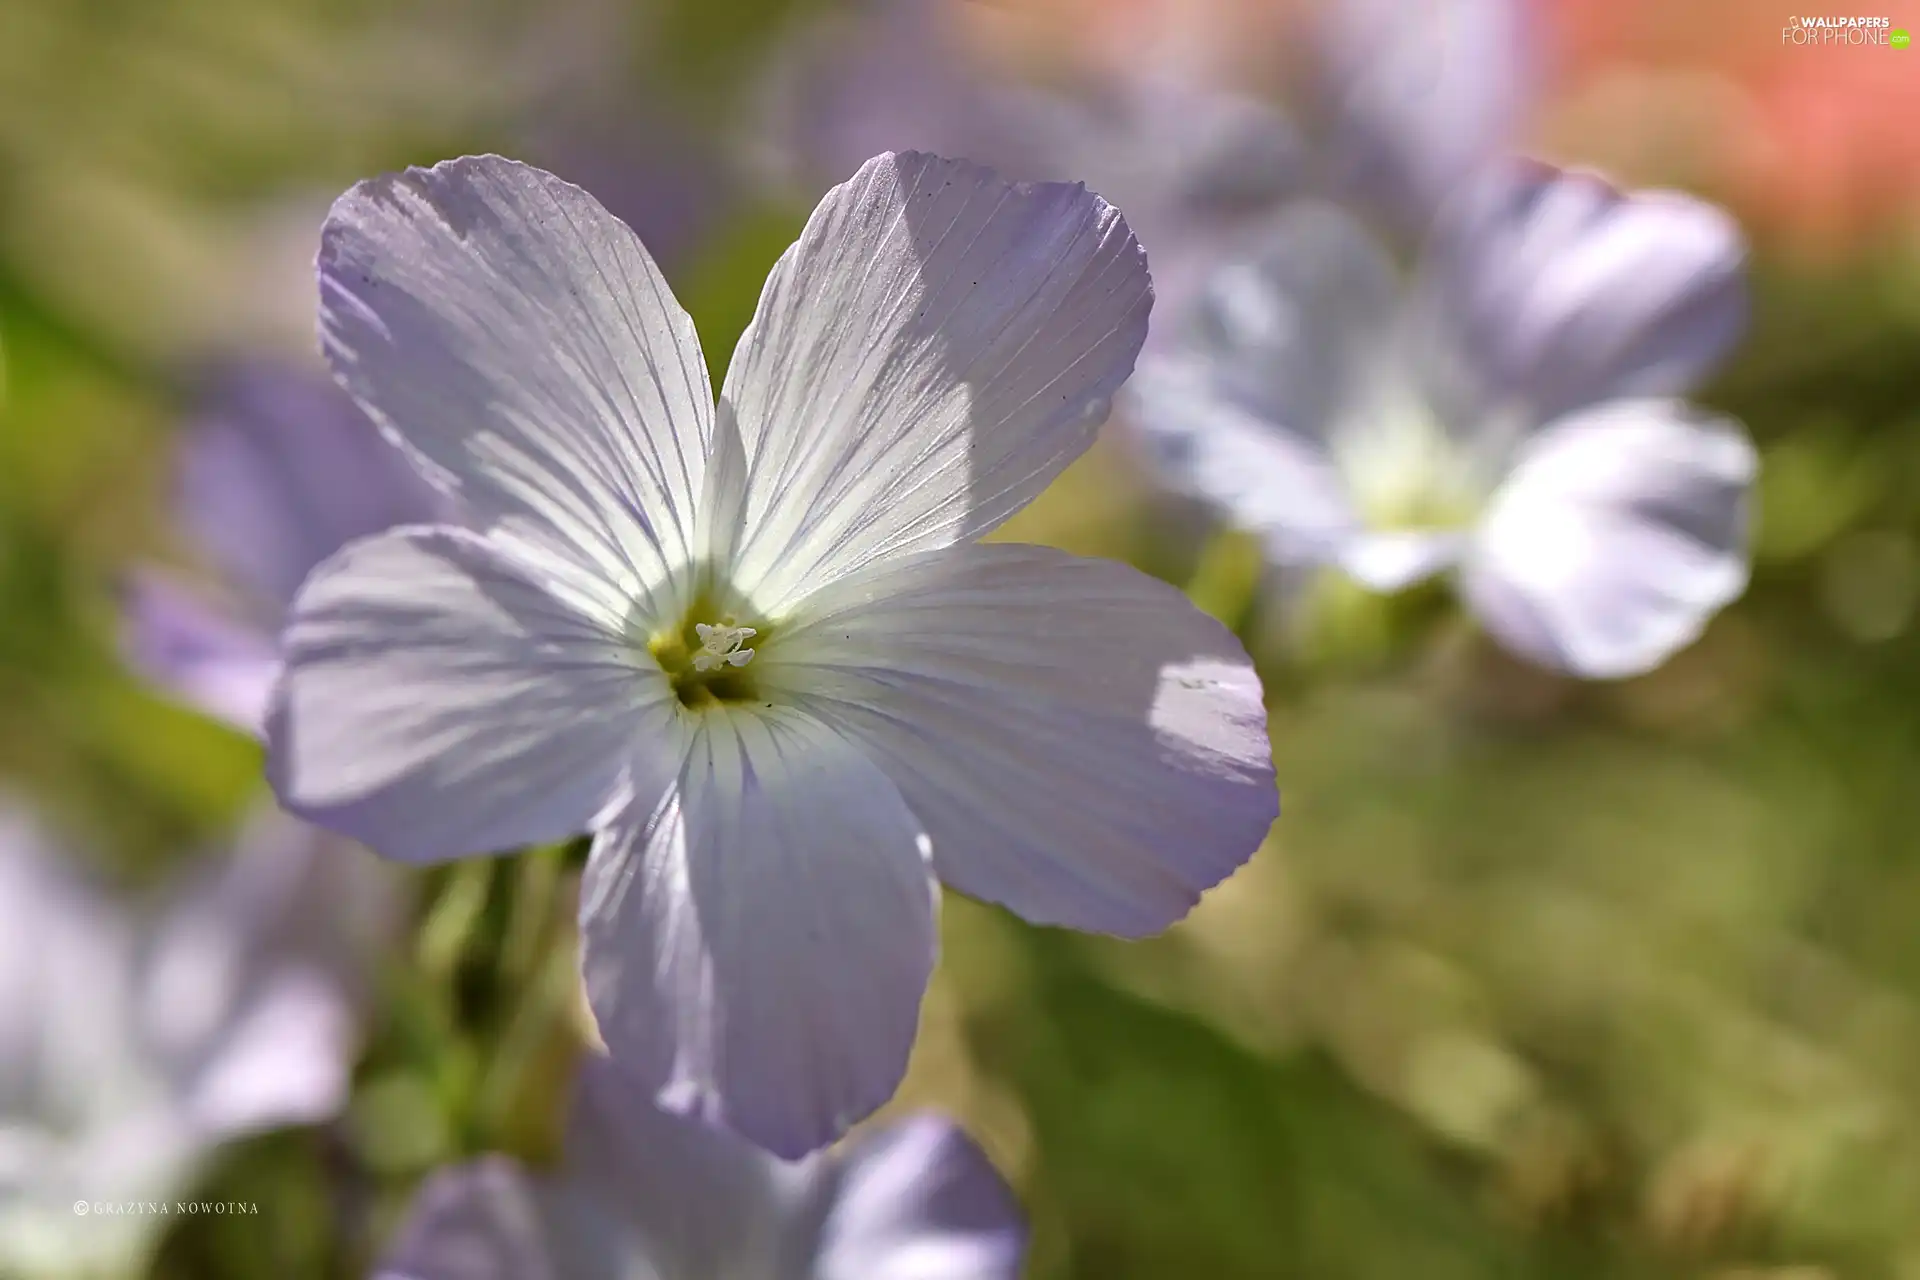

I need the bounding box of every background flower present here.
[757,0,1304,334]
[1130,160,1755,676]
[0,801,395,1279]
[1304,0,1535,237]
[376,1054,1024,1280]
[122,364,449,735]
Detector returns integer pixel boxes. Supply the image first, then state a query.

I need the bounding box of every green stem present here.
[416,858,493,987]
[476,930,580,1150]
[501,844,563,982]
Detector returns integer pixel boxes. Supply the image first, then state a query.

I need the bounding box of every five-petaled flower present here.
[1129,160,1757,678]
[376,1054,1025,1280]
[268,151,1279,1157]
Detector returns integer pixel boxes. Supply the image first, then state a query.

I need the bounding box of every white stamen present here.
[690,623,757,672]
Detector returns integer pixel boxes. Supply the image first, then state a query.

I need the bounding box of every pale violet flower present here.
[267,152,1278,1156]
[124,364,447,734]
[0,802,394,1278]
[985,77,1302,343]
[1129,162,1756,678]
[763,0,1528,323]
[760,0,1301,332]
[377,1055,1023,1280]
[1307,0,1532,238]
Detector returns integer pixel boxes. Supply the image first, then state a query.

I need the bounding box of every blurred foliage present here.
[5,0,1920,1277]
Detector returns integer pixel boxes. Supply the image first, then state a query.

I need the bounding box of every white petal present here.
[1428,161,1748,422]
[718,150,1151,613]
[266,527,673,863]
[817,1115,1026,1280]
[1335,530,1467,592]
[760,543,1276,937]
[1461,400,1757,677]
[319,155,713,628]
[579,709,938,1158]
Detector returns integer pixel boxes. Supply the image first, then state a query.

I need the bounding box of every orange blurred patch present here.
[1543,0,1920,255]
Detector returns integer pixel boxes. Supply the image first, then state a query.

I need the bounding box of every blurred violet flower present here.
[267,152,1276,1156]
[0,802,395,1277]
[376,1055,1024,1280]
[510,33,737,280]
[759,0,1300,336]
[754,0,1052,191]
[1128,161,1757,677]
[124,364,449,734]
[760,0,1530,327]
[993,76,1303,344]
[1306,0,1533,239]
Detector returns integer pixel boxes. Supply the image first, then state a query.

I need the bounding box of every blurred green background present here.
[4,0,1920,1276]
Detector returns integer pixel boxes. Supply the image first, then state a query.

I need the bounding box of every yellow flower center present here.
[645,587,772,710]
